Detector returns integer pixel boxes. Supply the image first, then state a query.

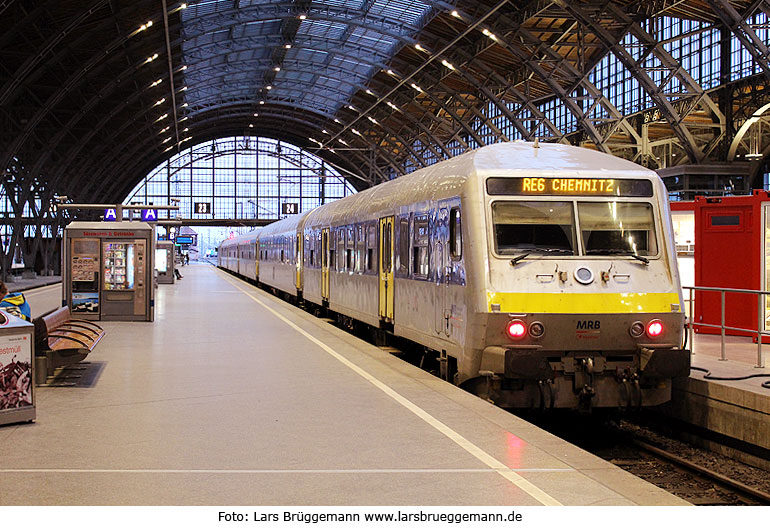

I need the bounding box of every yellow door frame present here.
[378,216,395,321]
[321,228,330,300]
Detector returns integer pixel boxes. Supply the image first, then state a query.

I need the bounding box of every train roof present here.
[303,142,658,228]
[218,228,261,248]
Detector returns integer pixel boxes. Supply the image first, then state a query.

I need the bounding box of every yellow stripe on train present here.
[487,292,681,314]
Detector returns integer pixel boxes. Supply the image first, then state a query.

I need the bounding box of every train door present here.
[434,204,450,336]
[254,239,259,280]
[321,228,330,301]
[295,231,302,291]
[379,216,395,322]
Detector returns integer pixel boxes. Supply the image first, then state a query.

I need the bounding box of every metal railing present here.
[683,285,767,368]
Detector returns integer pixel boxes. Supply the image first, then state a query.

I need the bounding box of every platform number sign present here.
[195,202,211,214]
[282,203,298,215]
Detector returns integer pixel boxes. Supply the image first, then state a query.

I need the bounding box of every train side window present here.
[337,228,345,270]
[329,230,336,270]
[413,215,430,277]
[450,207,462,259]
[398,217,409,273]
[356,225,365,272]
[367,224,376,272]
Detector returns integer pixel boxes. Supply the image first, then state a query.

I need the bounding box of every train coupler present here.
[577,384,595,413]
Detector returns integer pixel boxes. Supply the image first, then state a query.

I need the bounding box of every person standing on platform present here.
[0,280,32,321]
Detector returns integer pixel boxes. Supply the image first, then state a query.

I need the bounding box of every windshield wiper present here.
[509,248,573,266]
[585,248,650,265]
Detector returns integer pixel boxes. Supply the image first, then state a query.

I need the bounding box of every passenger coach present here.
[220,142,689,411]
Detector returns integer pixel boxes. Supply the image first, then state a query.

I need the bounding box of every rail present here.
[683,285,767,368]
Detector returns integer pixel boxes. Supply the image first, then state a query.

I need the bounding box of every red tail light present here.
[646,319,664,338]
[506,320,527,340]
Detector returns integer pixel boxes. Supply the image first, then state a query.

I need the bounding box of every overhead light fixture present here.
[285,44,292,49]
[322,129,329,134]
[249,124,254,128]
[367,116,378,125]
[145,53,159,63]
[154,98,166,106]
[180,3,187,9]
[451,10,461,18]
[150,78,163,87]
[180,116,188,122]
[266,85,272,90]
[351,128,362,136]
[274,66,281,72]
[183,128,189,132]
[415,43,426,52]
[164,145,174,152]
[339,139,348,146]
[162,136,172,143]
[347,104,357,111]
[410,83,423,93]
[365,89,374,96]
[178,86,187,91]
[386,101,399,111]
[482,28,498,41]
[155,113,168,122]
[180,65,187,71]
[299,14,306,20]
[259,100,265,105]
[334,118,341,124]
[181,102,188,107]
[441,59,455,70]
[160,126,170,133]
[253,112,259,117]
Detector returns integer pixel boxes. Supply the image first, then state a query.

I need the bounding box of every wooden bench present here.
[33,306,105,384]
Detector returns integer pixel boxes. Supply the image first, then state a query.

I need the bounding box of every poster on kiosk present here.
[63,222,155,322]
[0,311,35,426]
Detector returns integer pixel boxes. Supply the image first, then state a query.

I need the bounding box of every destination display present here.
[486,177,653,197]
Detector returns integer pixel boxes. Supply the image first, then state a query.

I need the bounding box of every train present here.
[218,142,690,411]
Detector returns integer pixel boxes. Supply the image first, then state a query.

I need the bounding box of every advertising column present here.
[0,312,35,426]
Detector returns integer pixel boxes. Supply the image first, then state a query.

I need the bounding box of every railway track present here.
[525,413,770,506]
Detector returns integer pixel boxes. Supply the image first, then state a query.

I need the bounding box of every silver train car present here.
[219,142,689,410]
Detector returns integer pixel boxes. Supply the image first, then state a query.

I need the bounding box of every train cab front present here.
[475,175,689,411]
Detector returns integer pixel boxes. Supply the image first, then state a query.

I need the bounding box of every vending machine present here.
[63,222,155,321]
[155,240,174,284]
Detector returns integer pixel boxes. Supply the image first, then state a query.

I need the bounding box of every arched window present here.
[124,136,356,220]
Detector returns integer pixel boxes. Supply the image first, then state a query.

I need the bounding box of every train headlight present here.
[646,319,664,338]
[529,321,545,338]
[629,321,645,338]
[574,266,594,285]
[506,319,527,340]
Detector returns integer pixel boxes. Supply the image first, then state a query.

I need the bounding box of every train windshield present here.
[491,202,576,255]
[578,202,658,256]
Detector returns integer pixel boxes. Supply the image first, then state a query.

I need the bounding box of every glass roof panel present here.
[179,0,435,117]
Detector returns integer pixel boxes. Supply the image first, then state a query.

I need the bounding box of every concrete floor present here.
[0,264,688,506]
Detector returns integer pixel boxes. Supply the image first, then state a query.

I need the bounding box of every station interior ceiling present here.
[3,0,770,237]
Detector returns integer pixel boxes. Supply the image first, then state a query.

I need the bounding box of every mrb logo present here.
[576,320,601,340]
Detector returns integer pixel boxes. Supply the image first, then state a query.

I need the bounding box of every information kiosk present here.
[63,221,155,321]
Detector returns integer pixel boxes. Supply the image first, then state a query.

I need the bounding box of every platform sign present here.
[282,202,298,215]
[194,202,211,214]
[141,209,158,222]
[176,235,194,245]
[104,208,118,221]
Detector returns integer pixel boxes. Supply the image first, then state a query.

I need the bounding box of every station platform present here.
[0,263,686,506]
[664,334,770,469]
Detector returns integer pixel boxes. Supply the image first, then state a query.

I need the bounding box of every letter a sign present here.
[141,209,158,222]
[104,208,118,221]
